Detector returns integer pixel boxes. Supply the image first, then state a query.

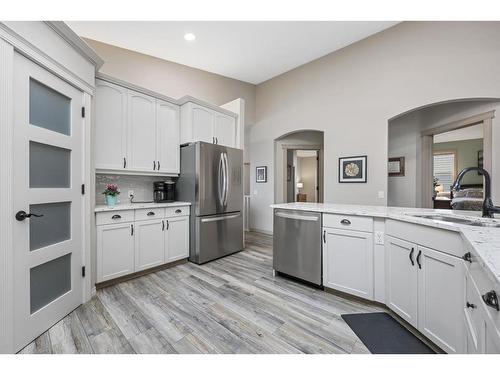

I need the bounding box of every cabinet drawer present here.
[166,205,190,217]
[96,210,134,226]
[135,208,166,221]
[323,213,373,232]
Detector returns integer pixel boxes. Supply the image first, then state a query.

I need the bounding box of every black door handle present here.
[416,250,422,269]
[162,220,165,231]
[409,247,415,266]
[123,157,127,168]
[340,219,351,225]
[166,220,169,230]
[111,214,122,220]
[466,302,477,309]
[15,210,44,221]
[157,161,160,170]
[175,209,182,214]
[462,252,472,263]
[153,161,156,170]
[147,212,155,216]
[323,230,326,243]
[131,224,134,236]
[482,290,499,311]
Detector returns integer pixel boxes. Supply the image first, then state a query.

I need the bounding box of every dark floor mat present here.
[342,312,435,354]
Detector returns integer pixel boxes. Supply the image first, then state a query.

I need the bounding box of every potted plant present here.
[103,184,120,207]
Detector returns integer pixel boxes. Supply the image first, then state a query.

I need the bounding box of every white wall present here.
[250,22,500,233]
[388,100,500,207]
[297,156,317,202]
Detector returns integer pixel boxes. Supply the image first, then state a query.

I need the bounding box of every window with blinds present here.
[433,152,456,192]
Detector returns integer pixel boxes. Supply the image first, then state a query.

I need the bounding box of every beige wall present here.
[86,38,256,125]
[251,22,500,233]
[297,156,317,202]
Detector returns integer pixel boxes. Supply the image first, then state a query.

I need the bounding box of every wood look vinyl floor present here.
[20,231,382,354]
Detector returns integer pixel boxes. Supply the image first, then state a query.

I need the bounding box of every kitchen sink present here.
[408,214,500,228]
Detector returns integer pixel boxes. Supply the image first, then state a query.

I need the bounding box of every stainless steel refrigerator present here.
[176,142,243,264]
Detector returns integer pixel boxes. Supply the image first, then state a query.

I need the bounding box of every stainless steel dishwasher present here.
[273,209,322,286]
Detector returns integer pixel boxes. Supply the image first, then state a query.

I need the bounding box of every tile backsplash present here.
[96,174,175,205]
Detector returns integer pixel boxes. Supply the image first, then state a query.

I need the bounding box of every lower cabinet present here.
[386,235,464,353]
[96,210,190,283]
[323,227,373,300]
[97,222,135,282]
[134,219,165,271]
[166,216,190,262]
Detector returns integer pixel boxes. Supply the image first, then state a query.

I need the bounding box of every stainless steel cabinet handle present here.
[223,152,229,206]
[147,212,155,216]
[340,219,351,225]
[275,212,319,221]
[482,290,499,311]
[111,214,122,220]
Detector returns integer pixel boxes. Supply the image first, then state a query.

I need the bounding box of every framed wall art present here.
[339,155,367,183]
[388,157,405,177]
[256,166,267,183]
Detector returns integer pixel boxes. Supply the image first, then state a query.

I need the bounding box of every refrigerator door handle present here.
[218,153,224,206]
[223,152,229,207]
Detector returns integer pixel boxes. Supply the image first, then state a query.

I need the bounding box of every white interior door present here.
[13,53,84,352]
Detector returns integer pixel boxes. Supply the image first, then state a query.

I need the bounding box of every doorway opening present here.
[274,130,324,204]
[286,149,320,203]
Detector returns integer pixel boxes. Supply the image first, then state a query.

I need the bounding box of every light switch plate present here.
[374,231,385,245]
[378,190,385,199]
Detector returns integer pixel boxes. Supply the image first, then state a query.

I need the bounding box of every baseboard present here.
[95,258,188,290]
[249,228,273,236]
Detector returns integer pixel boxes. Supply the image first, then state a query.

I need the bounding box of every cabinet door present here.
[214,112,236,147]
[464,270,484,353]
[386,236,418,327]
[96,223,134,282]
[417,245,464,353]
[323,228,373,300]
[165,216,189,262]
[191,104,215,143]
[134,219,165,271]
[484,319,500,354]
[95,80,127,170]
[156,100,180,174]
[128,91,157,172]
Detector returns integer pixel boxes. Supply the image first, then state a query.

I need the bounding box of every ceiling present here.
[67,21,399,84]
[434,123,484,143]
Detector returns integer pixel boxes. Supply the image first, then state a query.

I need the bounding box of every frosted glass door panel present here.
[30,253,71,314]
[29,141,70,188]
[30,202,71,251]
[29,79,71,136]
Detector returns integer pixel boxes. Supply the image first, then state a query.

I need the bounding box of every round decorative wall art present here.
[339,155,367,183]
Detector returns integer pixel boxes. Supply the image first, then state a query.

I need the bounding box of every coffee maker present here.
[153,181,175,202]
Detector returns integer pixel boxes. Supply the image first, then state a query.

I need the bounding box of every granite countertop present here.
[270,202,500,287]
[95,201,191,212]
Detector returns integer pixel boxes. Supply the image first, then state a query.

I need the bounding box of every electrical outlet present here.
[374,231,385,245]
[128,190,134,199]
[378,190,385,199]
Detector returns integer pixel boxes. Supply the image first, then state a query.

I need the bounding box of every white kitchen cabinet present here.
[417,245,464,354]
[485,319,500,353]
[165,216,190,262]
[95,80,128,170]
[134,219,165,271]
[464,271,483,354]
[95,78,180,175]
[214,112,236,147]
[97,222,135,282]
[180,102,238,148]
[386,236,418,327]
[96,206,190,283]
[323,227,373,300]
[156,100,180,174]
[128,91,157,172]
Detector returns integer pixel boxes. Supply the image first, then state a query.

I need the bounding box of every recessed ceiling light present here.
[184,33,196,41]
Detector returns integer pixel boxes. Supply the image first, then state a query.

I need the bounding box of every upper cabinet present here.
[95,80,128,171]
[180,102,239,148]
[94,79,180,175]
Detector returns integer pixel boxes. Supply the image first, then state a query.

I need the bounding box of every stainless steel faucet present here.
[451,167,500,218]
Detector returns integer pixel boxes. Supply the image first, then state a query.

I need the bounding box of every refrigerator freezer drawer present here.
[191,212,244,264]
